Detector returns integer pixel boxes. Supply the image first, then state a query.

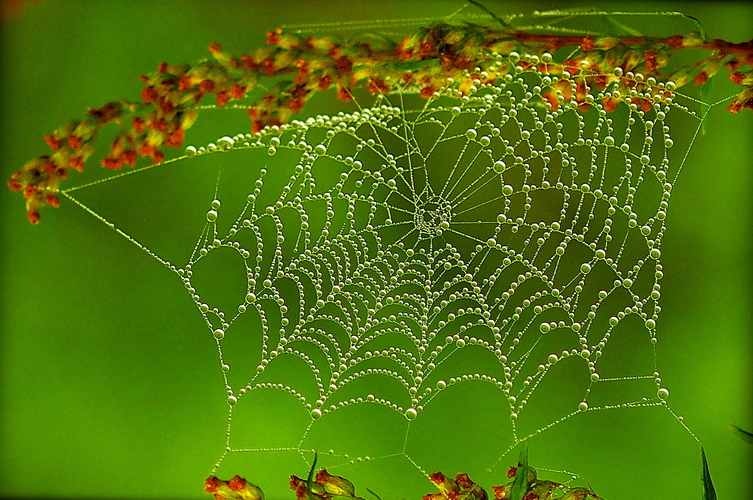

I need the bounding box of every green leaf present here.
[306,452,318,500]
[510,439,530,500]
[701,446,717,500]
[730,424,753,445]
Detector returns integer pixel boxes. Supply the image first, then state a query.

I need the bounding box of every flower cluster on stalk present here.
[8,20,753,224]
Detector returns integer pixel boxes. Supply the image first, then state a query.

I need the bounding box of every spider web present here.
[57,52,724,497]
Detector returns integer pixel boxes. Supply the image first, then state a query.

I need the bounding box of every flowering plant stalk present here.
[7,16,753,224]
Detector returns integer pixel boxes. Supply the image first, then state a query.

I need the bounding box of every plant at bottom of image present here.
[204,443,604,500]
[204,428,753,500]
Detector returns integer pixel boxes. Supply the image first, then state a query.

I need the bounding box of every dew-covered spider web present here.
[57,22,730,499]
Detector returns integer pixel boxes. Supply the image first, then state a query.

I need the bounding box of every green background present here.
[1,1,751,499]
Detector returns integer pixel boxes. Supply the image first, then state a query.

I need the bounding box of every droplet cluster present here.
[179,59,679,428]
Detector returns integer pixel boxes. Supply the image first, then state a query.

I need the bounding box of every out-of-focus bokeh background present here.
[1,1,751,499]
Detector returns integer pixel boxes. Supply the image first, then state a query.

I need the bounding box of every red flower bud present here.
[645,50,659,70]
[266,28,282,45]
[7,179,22,192]
[289,98,304,113]
[158,97,175,114]
[368,78,389,95]
[68,156,85,172]
[141,86,159,103]
[46,193,60,207]
[101,157,123,170]
[318,75,333,90]
[420,86,436,99]
[666,35,684,50]
[241,55,259,71]
[216,90,230,107]
[200,79,216,94]
[730,71,745,85]
[262,57,276,76]
[165,128,185,147]
[334,55,353,75]
[132,116,146,132]
[139,144,155,157]
[44,134,62,151]
[230,84,247,99]
[178,76,193,91]
[67,135,83,150]
[27,210,41,225]
[123,150,137,166]
[541,89,560,110]
[315,469,355,496]
[337,87,353,101]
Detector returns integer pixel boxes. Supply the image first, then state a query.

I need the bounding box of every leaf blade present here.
[729,424,753,445]
[701,446,717,500]
[510,439,530,500]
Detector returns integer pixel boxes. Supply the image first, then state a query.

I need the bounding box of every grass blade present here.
[306,452,318,500]
[729,424,753,445]
[701,446,717,500]
[510,439,530,500]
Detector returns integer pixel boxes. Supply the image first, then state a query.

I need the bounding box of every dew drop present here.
[580,263,592,274]
[218,136,235,150]
[227,395,238,406]
[185,145,197,157]
[213,329,225,340]
[437,380,447,389]
[502,184,514,196]
[578,401,589,411]
[311,408,322,419]
[206,210,218,222]
[657,387,670,400]
[405,408,418,420]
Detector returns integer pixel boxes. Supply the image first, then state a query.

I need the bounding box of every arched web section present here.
[171,63,692,487]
